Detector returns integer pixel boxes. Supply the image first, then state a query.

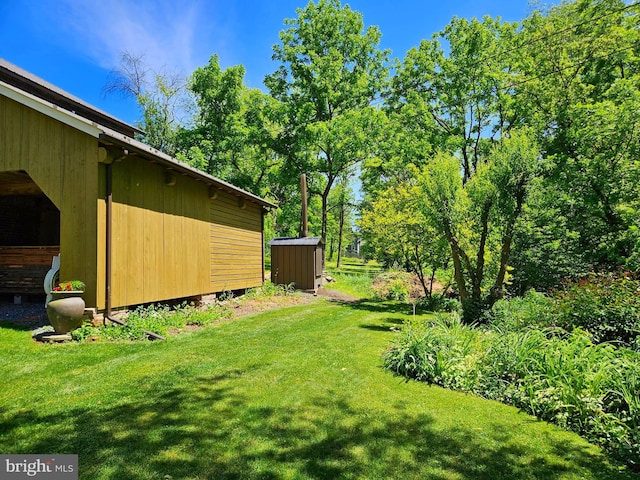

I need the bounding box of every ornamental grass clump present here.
[383,314,485,391]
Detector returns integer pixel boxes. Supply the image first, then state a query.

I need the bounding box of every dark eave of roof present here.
[0,58,143,138]
[99,129,277,209]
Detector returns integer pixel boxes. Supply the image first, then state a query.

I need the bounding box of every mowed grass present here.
[324,257,381,298]
[0,283,634,478]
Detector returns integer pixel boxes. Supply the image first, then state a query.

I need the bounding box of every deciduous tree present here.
[418,130,539,319]
[266,0,389,254]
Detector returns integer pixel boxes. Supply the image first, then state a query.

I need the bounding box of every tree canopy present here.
[265,0,390,252]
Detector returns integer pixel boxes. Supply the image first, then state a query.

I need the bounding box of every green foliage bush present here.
[372,271,414,301]
[487,289,557,331]
[417,295,460,313]
[554,273,640,348]
[384,316,640,470]
[69,322,98,342]
[486,276,640,348]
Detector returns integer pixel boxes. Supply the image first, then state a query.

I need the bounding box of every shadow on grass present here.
[335,298,412,315]
[358,323,401,333]
[0,369,632,479]
[360,315,405,332]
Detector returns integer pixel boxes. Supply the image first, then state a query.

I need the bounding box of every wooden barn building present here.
[0,59,275,314]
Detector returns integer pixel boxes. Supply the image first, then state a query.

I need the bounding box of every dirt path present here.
[228,287,358,319]
[315,287,359,303]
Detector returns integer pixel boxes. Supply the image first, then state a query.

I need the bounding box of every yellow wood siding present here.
[210,191,263,292]
[0,96,99,307]
[99,157,211,308]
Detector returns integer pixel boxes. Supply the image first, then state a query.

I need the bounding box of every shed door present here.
[315,246,323,278]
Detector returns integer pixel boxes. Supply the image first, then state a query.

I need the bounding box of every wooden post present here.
[300,174,308,238]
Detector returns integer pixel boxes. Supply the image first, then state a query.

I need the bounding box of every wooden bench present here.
[0,246,59,296]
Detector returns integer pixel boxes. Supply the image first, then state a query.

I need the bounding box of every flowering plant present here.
[53,280,85,292]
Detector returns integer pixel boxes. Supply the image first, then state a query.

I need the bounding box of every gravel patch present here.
[0,299,48,329]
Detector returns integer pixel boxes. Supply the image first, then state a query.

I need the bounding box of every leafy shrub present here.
[554,273,640,347]
[624,224,640,273]
[69,322,99,341]
[100,320,148,341]
[418,295,460,313]
[372,271,415,301]
[487,289,557,331]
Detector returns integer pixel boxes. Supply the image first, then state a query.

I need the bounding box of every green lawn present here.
[324,257,381,298]
[0,297,633,479]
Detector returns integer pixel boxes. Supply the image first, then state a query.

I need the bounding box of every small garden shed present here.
[0,58,275,313]
[269,237,324,292]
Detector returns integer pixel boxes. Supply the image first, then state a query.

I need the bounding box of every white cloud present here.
[48,0,231,76]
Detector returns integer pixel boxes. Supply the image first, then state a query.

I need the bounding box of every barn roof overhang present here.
[0,58,276,210]
[98,130,277,209]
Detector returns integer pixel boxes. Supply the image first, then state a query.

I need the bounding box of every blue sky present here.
[0,1,545,125]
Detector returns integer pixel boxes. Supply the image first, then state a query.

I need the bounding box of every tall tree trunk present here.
[443,229,468,301]
[336,200,345,268]
[412,245,430,297]
[320,185,331,269]
[450,249,467,301]
[489,193,524,305]
[472,200,492,301]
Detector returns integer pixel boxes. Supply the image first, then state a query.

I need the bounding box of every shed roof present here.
[0,58,276,209]
[269,237,324,246]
